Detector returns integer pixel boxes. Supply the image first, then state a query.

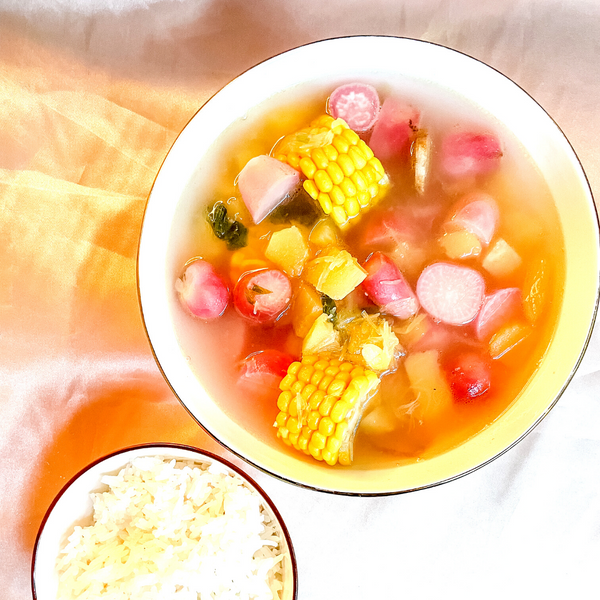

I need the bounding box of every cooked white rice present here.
[55,456,286,599]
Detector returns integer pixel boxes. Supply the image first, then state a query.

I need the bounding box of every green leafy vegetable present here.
[321,294,337,324]
[207,202,248,250]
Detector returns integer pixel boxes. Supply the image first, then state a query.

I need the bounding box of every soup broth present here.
[171,79,565,469]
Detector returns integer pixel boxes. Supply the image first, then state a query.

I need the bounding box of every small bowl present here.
[32,444,298,600]
[137,36,599,494]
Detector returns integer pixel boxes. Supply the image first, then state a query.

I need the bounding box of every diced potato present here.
[265,225,309,276]
[482,237,522,278]
[439,230,482,260]
[489,322,532,360]
[302,313,341,354]
[360,404,399,435]
[309,217,341,248]
[291,281,323,338]
[404,350,453,421]
[304,247,367,300]
[523,257,549,324]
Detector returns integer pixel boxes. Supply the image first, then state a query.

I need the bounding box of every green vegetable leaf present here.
[207,201,248,250]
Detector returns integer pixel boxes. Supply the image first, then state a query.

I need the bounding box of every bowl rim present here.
[136,35,600,496]
[31,442,299,600]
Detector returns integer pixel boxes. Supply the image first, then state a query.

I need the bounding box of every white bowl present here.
[32,444,298,599]
[137,36,599,494]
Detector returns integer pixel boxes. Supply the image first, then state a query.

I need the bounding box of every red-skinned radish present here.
[444,351,492,402]
[446,192,500,245]
[175,258,230,320]
[441,131,502,179]
[474,287,522,341]
[233,269,292,324]
[328,83,381,133]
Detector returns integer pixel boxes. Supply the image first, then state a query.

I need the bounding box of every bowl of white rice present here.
[32,443,297,600]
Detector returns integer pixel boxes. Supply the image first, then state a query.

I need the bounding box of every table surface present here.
[1,1,599,598]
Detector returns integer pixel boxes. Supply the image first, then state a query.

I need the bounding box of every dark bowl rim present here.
[135,34,600,497]
[31,442,299,600]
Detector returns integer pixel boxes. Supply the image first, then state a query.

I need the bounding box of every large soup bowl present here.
[137,36,599,495]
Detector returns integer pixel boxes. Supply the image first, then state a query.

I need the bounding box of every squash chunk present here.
[291,281,324,338]
[265,225,309,276]
[304,247,367,300]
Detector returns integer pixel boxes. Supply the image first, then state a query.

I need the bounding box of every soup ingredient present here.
[176,258,230,320]
[238,155,300,224]
[55,456,286,600]
[523,257,549,324]
[439,230,483,260]
[208,201,249,250]
[482,237,522,278]
[411,129,431,194]
[416,262,485,325]
[328,82,381,133]
[489,321,532,360]
[233,269,292,324]
[302,312,341,354]
[445,193,499,245]
[230,246,271,283]
[304,247,367,300]
[274,354,380,465]
[361,251,419,319]
[444,351,492,401]
[238,349,297,398]
[275,114,388,228]
[265,225,310,276]
[368,96,420,162]
[474,287,522,341]
[441,130,502,179]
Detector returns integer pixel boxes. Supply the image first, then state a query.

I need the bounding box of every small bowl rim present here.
[136,35,600,496]
[31,442,299,600]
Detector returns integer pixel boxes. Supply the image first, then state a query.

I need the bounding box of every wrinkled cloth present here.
[1,2,599,599]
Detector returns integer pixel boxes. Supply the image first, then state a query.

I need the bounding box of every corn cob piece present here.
[274,354,380,466]
[274,115,388,229]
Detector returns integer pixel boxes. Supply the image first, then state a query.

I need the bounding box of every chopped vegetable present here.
[439,230,482,260]
[175,258,230,320]
[441,131,502,179]
[274,354,380,465]
[309,217,341,248]
[474,287,522,341]
[267,186,322,226]
[304,247,367,300]
[361,252,419,320]
[238,350,297,398]
[275,114,388,228]
[523,257,549,324]
[321,294,337,323]
[416,262,485,326]
[489,322,532,359]
[207,202,248,250]
[445,193,499,245]
[443,351,492,402]
[264,225,310,277]
[237,155,300,224]
[482,238,522,278]
[229,246,271,284]
[328,83,381,133]
[233,269,292,324]
[302,313,341,355]
[368,96,420,163]
[411,130,431,194]
[291,281,325,338]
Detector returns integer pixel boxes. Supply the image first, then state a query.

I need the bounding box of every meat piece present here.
[237,155,300,224]
[416,262,485,326]
[361,252,419,319]
[446,192,499,245]
[328,82,381,133]
[233,269,292,324]
[441,131,502,179]
[474,287,522,341]
[175,259,229,320]
[368,96,420,163]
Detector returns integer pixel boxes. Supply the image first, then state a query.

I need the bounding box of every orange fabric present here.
[0,24,232,598]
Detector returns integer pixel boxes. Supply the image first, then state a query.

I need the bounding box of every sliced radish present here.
[441,131,502,179]
[329,83,381,133]
[443,351,492,402]
[238,349,296,393]
[368,97,420,163]
[416,262,485,325]
[237,155,300,224]
[233,269,292,324]
[474,287,522,341]
[446,192,499,245]
[361,252,419,319]
[175,258,230,320]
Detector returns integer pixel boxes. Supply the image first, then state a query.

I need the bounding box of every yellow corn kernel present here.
[309,389,326,409]
[351,170,368,192]
[307,410,321,430]
[323,144,338,162]
[314,170,333,193]
[275,412,288,428]
[332,135,350,154]
[279,373,296,391]
[287,152,301,169]
[367,183,379,199]
[368,157,385,177]
[345,197,360,217]
[337,154,355,177]
[342,128,360,145]
[310,370,325,387]
[317,193,333,214]
[299,157,317,179]
[330,185,346,206]
[330,400,350,423]
[326,436,342,453]
[357,139,374,159]
[318,395,337,417]
[290,380,305,395]
[311,431,327,450]
[304,180,319,200]
[357,191,371,208]
[318,374,334,391]
[277,391,292,412]
[327,378,347,397]
[340,177,357,198]
[331,206,348,226]
[297,364,314,383]
[335,421,349,440]
[318,416,336,437]
[362,163,378,184]
[287,417,300,434]
[311,147,329,170]
[348,145,367,169]
[288,432,299,446]
[326,162,345,186]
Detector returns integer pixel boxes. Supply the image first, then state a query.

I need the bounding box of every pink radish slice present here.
[237,155,300,224]
[447,192,499,245]
[329,83,381,133]
[441,131,502,179]
[416,262,485,325]
[233,269,292,324]
[238,349,296,390]
[368,97,420,162]
[362,252,419,319]
[474,287,522,341]
[175,259,229,320]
